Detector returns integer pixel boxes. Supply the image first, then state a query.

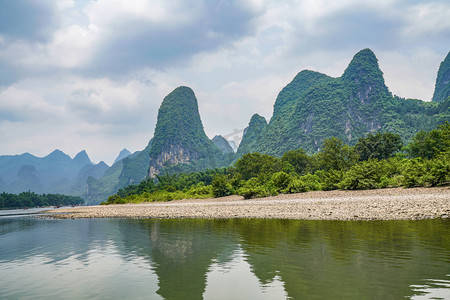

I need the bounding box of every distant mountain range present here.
[0,150,108,195]
[1,48,449,204]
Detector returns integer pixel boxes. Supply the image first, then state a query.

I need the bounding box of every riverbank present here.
[45,187,450,220]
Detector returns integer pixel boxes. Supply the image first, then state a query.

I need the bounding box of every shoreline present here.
[44,187,450,220]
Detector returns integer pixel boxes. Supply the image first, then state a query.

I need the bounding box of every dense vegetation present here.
[0,192,84,209]
[86,49,449,205]
[432,51,450,103]
[242,49,449,157]
[148,86,226,175]
[104,122,449,204]
[86,87,231,204]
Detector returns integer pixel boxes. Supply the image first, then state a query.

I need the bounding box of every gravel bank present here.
[45,187,450,220]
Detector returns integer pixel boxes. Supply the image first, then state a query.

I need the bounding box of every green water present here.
[0,217,449,299]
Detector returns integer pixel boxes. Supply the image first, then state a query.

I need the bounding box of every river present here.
[1,216,449,299]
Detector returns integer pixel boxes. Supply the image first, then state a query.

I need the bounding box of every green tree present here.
[355,132,403,161]
[339,159,388,190]
[238,178,270,199]
[211,175,233,197]
[281,149,311,175]
[269,171,292,193]
[407,122,450,159]
[426,149,450,186]
[235,153,281,180]
[317,137,358,171]
[401,158,427,188]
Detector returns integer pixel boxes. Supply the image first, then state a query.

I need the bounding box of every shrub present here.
[238,178,271,199]
[400,158,427,188]
[286,179,308,193]
[300,173,322,191]
[211,175,233,197]
[339,159,386,190]
[426,150,450,186]
[319,170,344,190]
[269,171,292,193]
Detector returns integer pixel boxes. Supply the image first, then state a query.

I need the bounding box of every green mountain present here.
[118,140,152,187]
[84,142,152,205]
[239,49,449,156]
[69,161,109,195]
[148,86,224,176]
[212,135,234,154]
[85,159,125,205]
[237,114,267,156]
[85,86,227,204]
[432,51,450,103]
[113,148,132,165]
[76,49,450,204]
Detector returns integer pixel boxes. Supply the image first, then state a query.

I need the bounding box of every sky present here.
[0,0,449,165]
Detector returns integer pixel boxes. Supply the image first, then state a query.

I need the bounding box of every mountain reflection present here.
[0,217,449,299]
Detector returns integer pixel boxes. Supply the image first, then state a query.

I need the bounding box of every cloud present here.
[0,0,448,164]
[84,0,262,75]
[0,75,164,163]
[0,0,58,42]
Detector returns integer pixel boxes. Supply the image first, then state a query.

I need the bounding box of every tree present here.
[235,153,282,180]
[281,149,311,175]
[407,122,450,159]
[317,137,358,171]
[355,132,402,161]
[211,175,233,197]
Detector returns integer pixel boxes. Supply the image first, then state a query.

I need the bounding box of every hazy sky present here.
[0,0,449,164]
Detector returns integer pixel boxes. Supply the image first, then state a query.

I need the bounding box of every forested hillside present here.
[238,49,449,157]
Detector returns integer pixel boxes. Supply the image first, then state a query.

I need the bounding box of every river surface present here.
[0,216,449,299]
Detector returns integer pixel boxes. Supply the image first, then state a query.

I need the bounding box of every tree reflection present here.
[1,217,449,299]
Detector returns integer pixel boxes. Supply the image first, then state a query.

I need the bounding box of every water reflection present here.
[0,218,449,299]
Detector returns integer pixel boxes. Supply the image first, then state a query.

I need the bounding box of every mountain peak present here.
[342,49,382,82]
[432,51,450,102]
[73,150,91,165]
[212,135,234,154]
[46,149,71,160]
[148,86,222,176]
[113,148,132,165]
[341,48,390,102]
[273,70,333,119]
[237,114,268,155]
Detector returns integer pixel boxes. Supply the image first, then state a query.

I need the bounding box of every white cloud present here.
[0,75,165,164]
[402,2,450,40]
[0,0,448,164]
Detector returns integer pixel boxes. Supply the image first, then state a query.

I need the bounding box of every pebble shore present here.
[45,187,450,220]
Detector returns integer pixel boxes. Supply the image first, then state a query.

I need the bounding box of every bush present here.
[401,158,427,188]
[339,159,386,190]
[300,173,322,191]
[426,150,450,186]
[319,170,344,190]
[187,182,212,196]
[212,175,233,197]
[238,178,271,199]
[269,171,292,193]
[286,179,308,193]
